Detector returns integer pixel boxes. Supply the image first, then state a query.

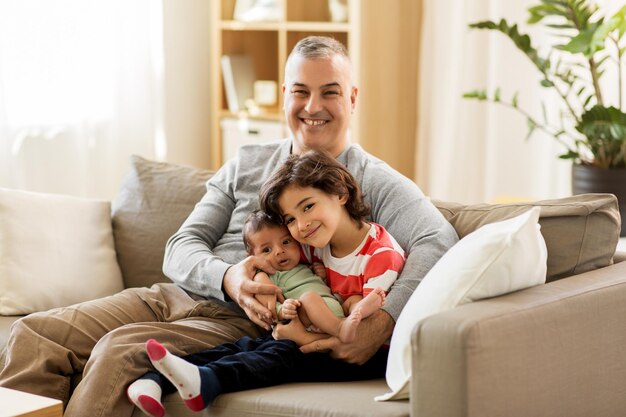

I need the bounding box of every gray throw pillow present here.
[111,155,214,288]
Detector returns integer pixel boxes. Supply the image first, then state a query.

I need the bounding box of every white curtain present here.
[0,0,165,200]
[416,0,573,204]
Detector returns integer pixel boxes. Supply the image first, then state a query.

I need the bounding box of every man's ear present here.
[282,84,286,110]
[350,86,358,112]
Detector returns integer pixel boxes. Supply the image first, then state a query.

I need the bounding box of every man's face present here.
[283,55,358,157]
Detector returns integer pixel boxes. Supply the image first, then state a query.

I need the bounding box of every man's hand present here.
[299,309,394,364]
[223,255,281,330]
[256,292,278,323]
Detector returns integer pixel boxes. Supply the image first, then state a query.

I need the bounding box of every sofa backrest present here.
[434,195,620,282]
[111,156,620,289]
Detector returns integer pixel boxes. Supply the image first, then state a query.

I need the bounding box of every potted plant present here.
[464,0,626,235]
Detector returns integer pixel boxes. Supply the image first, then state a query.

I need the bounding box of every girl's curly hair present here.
[259,150,369,227]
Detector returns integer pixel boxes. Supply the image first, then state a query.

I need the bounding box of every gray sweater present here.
[163,139,458,321]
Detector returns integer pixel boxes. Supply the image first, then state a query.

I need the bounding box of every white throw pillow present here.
[377,207,547,401]
[0,188,124,315]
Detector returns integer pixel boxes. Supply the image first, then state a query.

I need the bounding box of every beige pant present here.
[0,283,263,417]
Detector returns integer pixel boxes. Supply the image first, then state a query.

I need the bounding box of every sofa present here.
[0,155,624,417]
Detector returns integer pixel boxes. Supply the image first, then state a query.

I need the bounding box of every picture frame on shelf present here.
[220,54,256,113]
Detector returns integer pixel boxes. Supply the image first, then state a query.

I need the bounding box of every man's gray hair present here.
[287,36,350,63]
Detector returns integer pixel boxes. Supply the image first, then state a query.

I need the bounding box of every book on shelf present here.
[221,54,256,113]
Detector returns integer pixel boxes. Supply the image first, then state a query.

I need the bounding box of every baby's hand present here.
[311,262,326,280]
[279,298,301,320]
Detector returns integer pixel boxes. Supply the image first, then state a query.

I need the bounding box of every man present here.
[0,36,458,417]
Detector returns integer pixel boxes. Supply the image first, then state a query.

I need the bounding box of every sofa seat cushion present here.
[132,379,409,417]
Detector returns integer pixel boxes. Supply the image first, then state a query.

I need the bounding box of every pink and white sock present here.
[146,339,205,411]
[126,378,165,417]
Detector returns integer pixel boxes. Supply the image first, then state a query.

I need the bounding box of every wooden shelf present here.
[220,109,284,122]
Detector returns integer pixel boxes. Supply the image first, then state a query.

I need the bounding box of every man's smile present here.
[301,118,328,126]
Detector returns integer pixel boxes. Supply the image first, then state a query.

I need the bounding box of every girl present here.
[258,149,406,344]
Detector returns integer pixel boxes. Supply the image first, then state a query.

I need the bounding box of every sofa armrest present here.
[410,261,626,417]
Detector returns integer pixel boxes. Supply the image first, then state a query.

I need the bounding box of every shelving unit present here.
[209,0,360,169]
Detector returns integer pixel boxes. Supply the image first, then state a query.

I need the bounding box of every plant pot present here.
[572,163,626,236]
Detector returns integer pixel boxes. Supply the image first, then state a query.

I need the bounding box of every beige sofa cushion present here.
[199,380,408,417]
[0,188,124,315]
[111,156,214,289]
[434,194,620,282]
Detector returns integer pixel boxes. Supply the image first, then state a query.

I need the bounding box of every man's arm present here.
[359,156,459,322]
[163,162,239,297]
[163,142,290,327]
[162,156,282,327]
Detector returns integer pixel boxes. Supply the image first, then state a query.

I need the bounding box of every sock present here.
[146,339,205,411]
[126,378,165,417]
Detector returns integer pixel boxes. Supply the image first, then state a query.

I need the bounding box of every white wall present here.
[162,0,212,170]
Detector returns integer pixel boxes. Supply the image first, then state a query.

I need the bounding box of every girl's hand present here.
[279,298,301,320]
[311,262,327,280]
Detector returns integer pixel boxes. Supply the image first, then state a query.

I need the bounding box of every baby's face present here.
[248,225,301,271]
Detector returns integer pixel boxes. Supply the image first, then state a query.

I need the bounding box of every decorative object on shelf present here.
[254,80,278,107]
[233,0,255,21]
[464,1,626,235]
[234,0,281,22]
[220,54,256,113]
[328,0,348,23]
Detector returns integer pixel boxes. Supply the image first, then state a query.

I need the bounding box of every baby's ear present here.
[338,193,349,205]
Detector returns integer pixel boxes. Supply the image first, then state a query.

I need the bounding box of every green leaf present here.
[547,23,576,30]
[512,92,519,108]
[540,79,554,87]
[606,5,626,38]
[469,19,550,73]
[558,24,606,57]
[559,150,580,160]
[462,90,488,100]
[528,2,570,24]
[494,87,501,102]
[526,118,537,140]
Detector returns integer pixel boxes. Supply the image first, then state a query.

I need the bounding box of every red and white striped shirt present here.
[301,223,405,300]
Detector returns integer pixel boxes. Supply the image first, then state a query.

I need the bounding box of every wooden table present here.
[0,387,62,417]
